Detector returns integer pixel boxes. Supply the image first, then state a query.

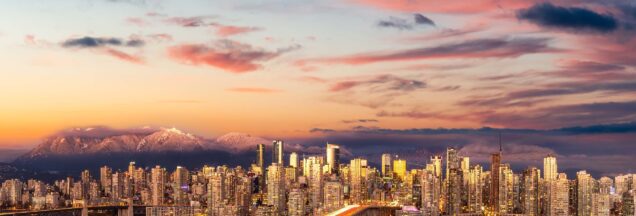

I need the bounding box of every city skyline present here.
[1,142,634,215]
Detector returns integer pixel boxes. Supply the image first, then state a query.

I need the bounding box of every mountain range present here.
[11,127,272,176]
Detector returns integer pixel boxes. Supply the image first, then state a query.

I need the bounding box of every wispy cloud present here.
[305,37,559,65]
[168,39,300,73]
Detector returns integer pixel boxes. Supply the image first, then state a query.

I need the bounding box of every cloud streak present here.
[307,37,559,65]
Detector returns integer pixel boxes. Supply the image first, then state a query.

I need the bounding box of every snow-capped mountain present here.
[17,127,267,160]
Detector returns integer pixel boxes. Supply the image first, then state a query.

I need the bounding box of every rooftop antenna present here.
[498,132,502,153]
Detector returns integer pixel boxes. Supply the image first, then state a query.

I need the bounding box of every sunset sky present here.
[1,0,635,157]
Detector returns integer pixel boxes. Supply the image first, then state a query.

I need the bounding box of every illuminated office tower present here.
[289,152,299,168]
[461,157,470,208]
[577,171,594,216]
[272,140,284,165]
[591,193,610,216]
[393,159,407,180]
[350,158,368,204]
[326,143,340,174]
[446,147,459,179]
[254,143,265,194]
[421,169,440,216]
[208,172,225,209]
[544,155,557,181]
[305,156,323,210]
[151,165,165,206]
[490,144,502,213]
[521,167,540,216]
[173,166,189,205]
[445,147,461,215]
[128,162,136,178]
[285,166,298,184]
[100,166,112,196]
[267,163,286,214]
[468,165,483,213]
[234,176,251,215]
[323,180,344,212]
[255,144,264,168]
[381,154,392,178]
[288,187,307,216]
[499,164,514,214]
[598,177,613,194]
[431,155,442,178]
[112,172,125,199]
[548,173,569,216]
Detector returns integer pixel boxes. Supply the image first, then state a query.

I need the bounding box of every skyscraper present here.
[431,155,442,178]
[393,159,407,180]
[490,139,502,214]
[468,165,483,213]
[544,155,557,181]
[577,171,594,216]
[304,156,323,210]
[173,166,189,205]
[151,165,165,206]
[350,158,368,204]
[521,167,540,216]
[267,163,286,214]
[256,143,264,169]
[323,180,344,212]
[288,187,307,216]
[326,143,340,174]
[446,147,461,215]
[548,173,569,216]
[272,140,284,165]
[381,154,392,178]
[289,152,299,168]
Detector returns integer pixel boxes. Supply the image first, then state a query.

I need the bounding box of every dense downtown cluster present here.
[1,140,635,216]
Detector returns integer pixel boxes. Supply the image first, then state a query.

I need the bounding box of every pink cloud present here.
[103,48,144,64]
[349,0,533,14]
[214,24,261,37]
[167,40,298,73]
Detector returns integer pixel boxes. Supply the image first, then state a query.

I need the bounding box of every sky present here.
[1,0,636,175]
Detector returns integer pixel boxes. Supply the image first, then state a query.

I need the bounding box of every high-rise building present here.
[100,166,112,196]
[393,159,407,180]
[467,165,483,213]
[490,146,502,213]
[267,163,286,214]
[521,167,540,216]
[173,166,189,205]
[577,170,594,216]
[381,154,392,178]
[289,152,299,168]
[326,143,340,174]
[288,187,307,216]
[151,166,165,206]
[421,169,440,216]
[430,155,442,178]
[547,173,569,216]
[256,144,265,169]
[208,171,225,210]
[323,180,344,212]
[304,156,323,210]
[350,158,368,204]
[272,140,284,165]
[445,147,461,215]
[591,193,610,216]
[544,155,557,181]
